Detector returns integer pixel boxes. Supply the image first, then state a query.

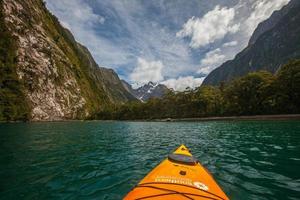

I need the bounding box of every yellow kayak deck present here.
[124,145,229,200]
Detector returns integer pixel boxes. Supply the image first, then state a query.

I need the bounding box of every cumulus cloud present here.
[130,58,164,87]
[245,0,290,36]
[223,41,238,47]
[198,48,227,75]
[162,76,205,92]
[176,6,239,48]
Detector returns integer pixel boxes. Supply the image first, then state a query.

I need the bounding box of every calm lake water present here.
[0,121,299,200]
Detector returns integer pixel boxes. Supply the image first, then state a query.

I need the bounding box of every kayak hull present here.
[124,145,229,200]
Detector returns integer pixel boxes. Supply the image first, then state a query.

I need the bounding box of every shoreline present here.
[156,114,300,122]
[1,114,300,123]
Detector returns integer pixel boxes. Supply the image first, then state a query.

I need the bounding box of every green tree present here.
[224,71,275,115]
[95,61,300,120]
[193,86,222,116]
[273,60,300,113]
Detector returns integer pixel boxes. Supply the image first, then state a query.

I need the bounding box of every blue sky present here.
[45,0,289,91]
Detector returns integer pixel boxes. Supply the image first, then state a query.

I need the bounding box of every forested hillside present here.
[93,60,300,120]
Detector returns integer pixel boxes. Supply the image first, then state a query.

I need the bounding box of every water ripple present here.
[0,121,299,200]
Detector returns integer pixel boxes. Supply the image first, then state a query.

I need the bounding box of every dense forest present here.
[92,60,300,120]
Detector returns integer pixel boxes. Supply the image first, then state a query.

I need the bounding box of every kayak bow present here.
[124,145,229,200]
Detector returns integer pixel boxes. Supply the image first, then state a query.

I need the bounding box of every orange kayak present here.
[124,145,229,200]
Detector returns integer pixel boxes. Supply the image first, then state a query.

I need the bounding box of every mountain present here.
[121,81,170,102]
[0,0,135,121]
[248,0,298,46]
[203,0,300,86]
[134,82,170,102]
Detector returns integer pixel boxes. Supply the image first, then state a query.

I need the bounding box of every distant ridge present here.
[122,81,170,102]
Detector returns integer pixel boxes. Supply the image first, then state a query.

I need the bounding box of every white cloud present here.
[111,3,194,79]
[194,0,290,76]
[245,0,290,36]
[130,58,164,86]
[176,6,239,48]
[46,0,194,76]
[198,48,227,75]
[162,76,204,92]
[47,0,105,28]
[46,0,291,87]
[223,40,238,47]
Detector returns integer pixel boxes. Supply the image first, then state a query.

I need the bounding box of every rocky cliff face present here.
[203,0,300,86]
[248,0,298,45]
[0,0,135,121]
[122,81,170,102]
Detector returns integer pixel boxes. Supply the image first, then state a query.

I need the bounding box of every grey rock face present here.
[2,0,134,121]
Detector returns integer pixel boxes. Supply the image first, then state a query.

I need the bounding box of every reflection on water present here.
[0,121,299,199]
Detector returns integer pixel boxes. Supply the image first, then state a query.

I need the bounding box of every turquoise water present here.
[0,121,299,200]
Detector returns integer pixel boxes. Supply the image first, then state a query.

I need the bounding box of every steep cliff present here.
[248,0,298,45]
[0,0,135,121]
[203,0,300,86]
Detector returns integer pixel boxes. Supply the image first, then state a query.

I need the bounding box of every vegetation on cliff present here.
[93,60,300,120]
[39,0,136,116]
[0,0,135,121]
[0,3,30,121]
